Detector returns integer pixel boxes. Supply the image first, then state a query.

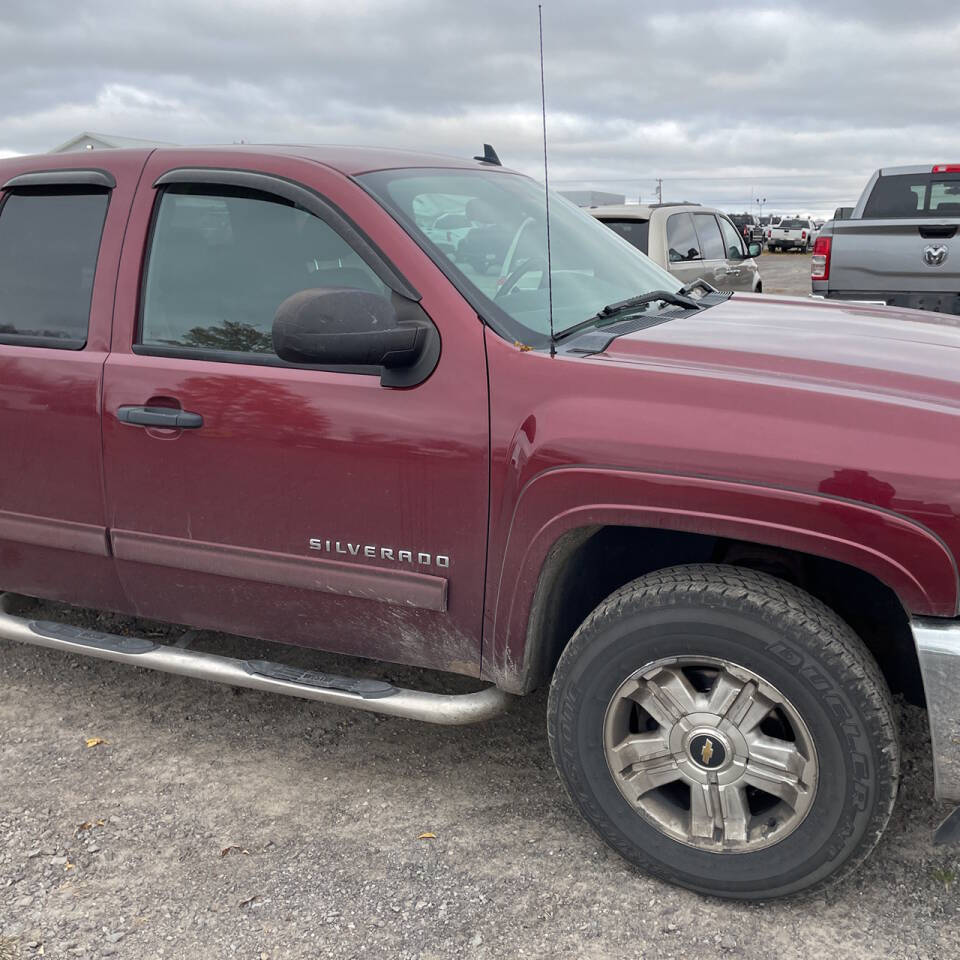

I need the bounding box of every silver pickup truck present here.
[812,164,960,313]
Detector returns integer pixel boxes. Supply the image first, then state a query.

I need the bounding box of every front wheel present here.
[547,564,899,899]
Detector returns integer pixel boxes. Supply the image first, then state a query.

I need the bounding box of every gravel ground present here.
[755,251,813,297]
[1,596,958,960]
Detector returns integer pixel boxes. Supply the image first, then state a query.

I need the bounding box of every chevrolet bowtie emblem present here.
[700,738,715,765]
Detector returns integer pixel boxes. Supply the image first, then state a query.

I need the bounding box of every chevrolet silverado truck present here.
[1,145,959,901]
[812,164,960,313]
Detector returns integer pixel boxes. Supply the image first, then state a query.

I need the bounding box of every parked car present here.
[813,164,960,313]
[1,144,959,901]
[767,217,818,252]
[728,213,764,244]
[590,203,763,292]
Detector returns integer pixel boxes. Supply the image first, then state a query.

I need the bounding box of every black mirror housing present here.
[272,288,440,387]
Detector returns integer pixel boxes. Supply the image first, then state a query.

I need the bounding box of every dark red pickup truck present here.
[1,145,958,900]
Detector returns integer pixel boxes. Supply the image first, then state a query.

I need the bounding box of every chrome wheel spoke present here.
[623,755,682,796]
[745,733,807,779]
[607,730,671,772]
[725,681,776,734]
[717,783,750,843]
[690,782,719,839]
[706,669,744,715]
[631,666,699,725]
[743,759,804,810]
[690,782,750,844]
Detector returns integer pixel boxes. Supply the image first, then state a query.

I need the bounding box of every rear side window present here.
[863,174,960,218]
[140,185,386,357]
[0,189,109,349]
[666,213,701,262]
[601,218,650,254]
[693,214,726,260]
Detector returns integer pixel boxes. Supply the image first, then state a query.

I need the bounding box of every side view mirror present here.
[272,288,440,387]
[747,242,762,258]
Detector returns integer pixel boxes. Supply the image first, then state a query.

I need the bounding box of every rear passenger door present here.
[0,158,144,611]
[101,154,490,675]
[691,213,731,289]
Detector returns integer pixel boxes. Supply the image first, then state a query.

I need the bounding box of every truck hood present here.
[594,293,960,407]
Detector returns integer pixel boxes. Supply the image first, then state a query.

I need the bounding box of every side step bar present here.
[0,594,512,725]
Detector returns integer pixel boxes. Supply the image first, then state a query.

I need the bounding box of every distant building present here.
[559,189,626,207]
[49,132,176,153]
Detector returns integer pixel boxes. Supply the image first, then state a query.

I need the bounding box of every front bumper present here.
[912,618,960,801]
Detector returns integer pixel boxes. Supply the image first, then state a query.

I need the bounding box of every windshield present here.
[359,168,680,345]
[779,219,807,229]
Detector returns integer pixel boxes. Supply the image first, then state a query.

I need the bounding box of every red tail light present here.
[801,230,807,239]
[811,236,831,281]
[933,164,960,173]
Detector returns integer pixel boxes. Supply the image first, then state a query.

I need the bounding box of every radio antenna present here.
[538,4,556,356]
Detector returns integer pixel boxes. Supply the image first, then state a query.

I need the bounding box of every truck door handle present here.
[117,405,204,429]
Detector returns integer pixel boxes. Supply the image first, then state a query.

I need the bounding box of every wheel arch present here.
[482,467,956,695]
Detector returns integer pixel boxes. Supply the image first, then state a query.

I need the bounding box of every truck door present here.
[0,156,145,610]
[101,153,490,675]
[692,213,736,290]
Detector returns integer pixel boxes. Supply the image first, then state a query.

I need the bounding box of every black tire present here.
[767,244,776,253]
[547,564,899,900]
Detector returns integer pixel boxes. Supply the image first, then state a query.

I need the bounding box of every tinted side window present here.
[0,189,109,349]
[666,213,701,262]
[601,218,650,254]
[693,214,726,260]
[718,217,746,259]
[140,185,386,356]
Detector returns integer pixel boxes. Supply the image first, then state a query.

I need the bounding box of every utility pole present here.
[656,178,662,204]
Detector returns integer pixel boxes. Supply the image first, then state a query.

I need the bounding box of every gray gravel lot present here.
[2,255,957,959]
[755,252,812,297]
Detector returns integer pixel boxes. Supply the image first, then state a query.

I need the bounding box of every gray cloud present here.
[0,0,956,216]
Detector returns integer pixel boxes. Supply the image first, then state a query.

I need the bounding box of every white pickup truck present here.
[766,217,818,253]
[812,164,960,313]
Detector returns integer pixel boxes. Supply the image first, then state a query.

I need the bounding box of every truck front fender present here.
[482,466,958,692]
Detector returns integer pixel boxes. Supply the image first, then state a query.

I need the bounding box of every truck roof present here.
[0,143,512,177]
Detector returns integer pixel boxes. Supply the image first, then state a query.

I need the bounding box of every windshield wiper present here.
[554,289,703,343]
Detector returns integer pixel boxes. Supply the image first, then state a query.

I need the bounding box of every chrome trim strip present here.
[912,617,960,801]
[0,509,110,556]
[111,529,448,612]
[0,594,510,725]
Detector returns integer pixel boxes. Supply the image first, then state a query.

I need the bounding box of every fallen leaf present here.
[76,821,93,833]
[84,738,107,749]
[238,894,261,909]
[418,832,436,840]
[64,861,75,871]
[220,845,250,858]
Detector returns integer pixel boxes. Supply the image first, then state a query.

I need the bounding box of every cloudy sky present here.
[0,0,957,217]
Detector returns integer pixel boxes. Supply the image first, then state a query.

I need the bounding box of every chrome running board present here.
[0,594,512,725]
